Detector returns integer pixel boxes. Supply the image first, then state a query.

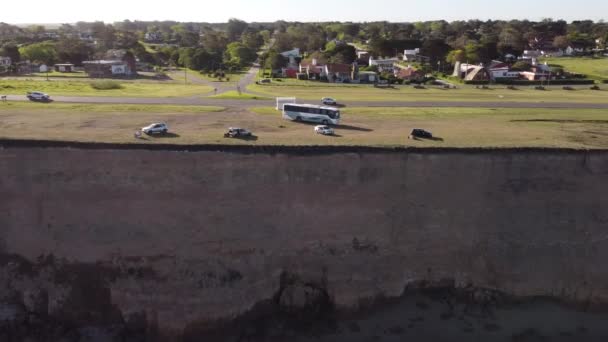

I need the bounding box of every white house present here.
[369,57,400,73]
[280,48,302,71]
[487,60,519,80]
[403,48,420,61]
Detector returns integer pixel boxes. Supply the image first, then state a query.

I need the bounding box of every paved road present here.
[4,94,608,109]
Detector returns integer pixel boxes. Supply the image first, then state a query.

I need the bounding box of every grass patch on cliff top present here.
[247,83,608,103]
[1,105,607,148]
[541,57,608,81]
[0,79,213,97]
[0,102,224,113]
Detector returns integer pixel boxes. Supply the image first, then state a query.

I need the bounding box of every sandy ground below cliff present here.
[283,294,608,342]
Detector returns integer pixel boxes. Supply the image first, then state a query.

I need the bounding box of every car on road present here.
[27,91,50,102]
[142,123,169,135]
[224,127,253,138]
[409,129,433,139]
[314,125,335,136]
[321,97,337,106]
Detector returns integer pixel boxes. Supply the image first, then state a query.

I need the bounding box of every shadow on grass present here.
[148,132,181,139]
[292,121,373,132]
[511,119,608,124]
[224,135,259,141]
[410,136,445,142]
[337,124,374,132]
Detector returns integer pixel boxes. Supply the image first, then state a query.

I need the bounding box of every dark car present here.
[410,129,433,139]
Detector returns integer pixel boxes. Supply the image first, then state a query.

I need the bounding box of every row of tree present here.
[2,19,608,72]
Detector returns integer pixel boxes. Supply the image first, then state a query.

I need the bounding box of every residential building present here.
[144,31,163,43]
[54,64,75,72]
[357,71,378,83]
[83,60,134,78]
[403,48,421,62]
[520,71,554,81]
[280,48,302,78]
[394,64,425,82]
[0,56,11,67]
[487,60,519,80]
[299,59,325,80]
[457,63,491,81]
[369,57,400,73]
[324,63,352,83]
[280,48,301,67]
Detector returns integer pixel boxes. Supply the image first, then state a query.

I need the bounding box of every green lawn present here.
[30,71,89,78]
[0,101,224,113]
[542,57,608,81]
[2,102,607,149]
[0,79,214,97]
[210,91,270,100]
[247,83,608,103]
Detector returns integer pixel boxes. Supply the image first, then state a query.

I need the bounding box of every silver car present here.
[142,123,169,135]
[314,125,335,135]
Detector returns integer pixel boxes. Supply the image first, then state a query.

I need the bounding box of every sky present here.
[3,0,607,24]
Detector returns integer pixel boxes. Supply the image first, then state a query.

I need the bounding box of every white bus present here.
[282,104,341,125]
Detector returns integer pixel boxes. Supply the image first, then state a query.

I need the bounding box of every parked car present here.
[314,125,335,136]
[409,129,433,139]
[224,127,253,138]
[26,91,50,102]
[321,97,337,106]
[142,123,169,135]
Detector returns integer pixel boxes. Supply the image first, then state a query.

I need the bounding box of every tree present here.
[326,44,356,64]
[227,19,248,41]
[511,61,532,71]
[0,44,20,63]
[241,30,264,50]
[19,42,57,64]
[263,50,287,71]
[464,42,481,63]
[114,30,140,49]
[446,49,465,64]
[225,42,256,68]
[553,35,570,49]
[421,39,451,65]
[56,37,92,65]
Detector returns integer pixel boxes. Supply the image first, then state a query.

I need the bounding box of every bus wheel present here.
[295,116,302,122]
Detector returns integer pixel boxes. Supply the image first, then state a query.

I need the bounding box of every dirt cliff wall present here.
[1,145,607,339]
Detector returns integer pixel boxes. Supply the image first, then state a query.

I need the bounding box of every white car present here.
[26,91,50,101]
[315,125,335,135]
[321,97,337,106]
[142,123,169,135]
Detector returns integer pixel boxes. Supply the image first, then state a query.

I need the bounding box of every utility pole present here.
[184,67,187,85]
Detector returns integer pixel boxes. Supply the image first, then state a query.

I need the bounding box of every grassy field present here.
[210,91,271,100]
[30,71,89,78]
[247,83,608,103]
[542,57,608,81]
[1,103,607,148]
[0,102,224,113]
[0,79,213,97]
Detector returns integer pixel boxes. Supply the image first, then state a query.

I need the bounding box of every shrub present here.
[90,80,123,90]
[495,79,595,86]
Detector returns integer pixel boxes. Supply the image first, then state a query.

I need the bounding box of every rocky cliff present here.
[1,143,607,341]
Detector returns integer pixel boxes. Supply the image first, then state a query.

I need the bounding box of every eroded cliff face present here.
[1,146,607,340]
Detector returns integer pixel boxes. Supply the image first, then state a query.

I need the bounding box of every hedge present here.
[494,79,595,86]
